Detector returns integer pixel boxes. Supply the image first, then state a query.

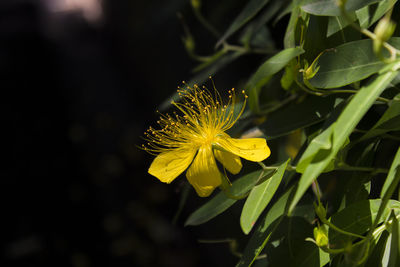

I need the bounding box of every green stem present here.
[337,164,389,174]
[322,219,366,239]
[258,162,387,174]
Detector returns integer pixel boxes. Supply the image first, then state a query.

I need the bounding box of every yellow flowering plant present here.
[142,0,400,265]
[143,81,270,197]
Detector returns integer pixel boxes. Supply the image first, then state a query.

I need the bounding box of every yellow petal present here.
[214,149,242,174]
[216,137,271,162]
[186,146,221,197]
[148,148,196,184]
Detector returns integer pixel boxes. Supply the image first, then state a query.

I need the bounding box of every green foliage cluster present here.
[171,0,400,266]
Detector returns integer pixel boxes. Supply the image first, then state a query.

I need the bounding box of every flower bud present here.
[313,226,329,248]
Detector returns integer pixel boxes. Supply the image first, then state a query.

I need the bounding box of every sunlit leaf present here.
[240,159,289,234]
[290,68,399,213]
[309,38,400,89]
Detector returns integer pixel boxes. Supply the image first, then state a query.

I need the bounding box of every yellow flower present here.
[142,81,271,197]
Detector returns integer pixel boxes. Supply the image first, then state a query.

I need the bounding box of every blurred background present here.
[2,0,270,266]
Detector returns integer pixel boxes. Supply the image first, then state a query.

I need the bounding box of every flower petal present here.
[214,149,242,174]
[186,146,221,197]
[148,148,196,183]
[216,137,271,162]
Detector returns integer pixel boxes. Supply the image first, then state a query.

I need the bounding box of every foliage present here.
[169,0,400,266]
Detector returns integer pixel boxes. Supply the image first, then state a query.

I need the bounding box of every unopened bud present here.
[313,226,329,247]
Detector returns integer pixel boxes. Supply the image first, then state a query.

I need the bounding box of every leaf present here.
[295,122,335,173]
[260,95,339,139]
[309,38,400,89]
[326,13,355,37]
[246,47,304,112]
[302,0,383,16]
[356,0,397,29]
[184,170,272,226]
[290,68,399,213]
[329,199,400,244]
[359,93,400,142]
[236,186,295,267]
[240,159,290,234]
[216,0,271,47]
[383,211,400,267]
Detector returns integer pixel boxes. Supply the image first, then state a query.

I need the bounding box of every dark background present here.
[2,0,255,266]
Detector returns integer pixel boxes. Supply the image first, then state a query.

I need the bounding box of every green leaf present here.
[295,122,335,173]
[326,13,355,37]
[309,38,400,89]
[216,0,271,47]
[290,68,399,213]
[383,211,400,267]
[185,170,271,226]
[240,159,290,234]
[236,186,295,267]
[356,0,397,29]
[260,95,339,139]
[381,146,400,199]
[359,93,400,142]
[329,199,400,244]
[302,0,383,16]
[246,47,304,112]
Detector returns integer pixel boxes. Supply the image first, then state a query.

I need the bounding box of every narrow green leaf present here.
[236,186,295,267]
[185,170,271,226]
[302,0,383,16]
[216,0,271,47]
[384,211,400,267]
[240,159,290,234]
[246,47,304,112]
[290,68,399,213]
[356,0,397,29]
[309,38,400,89]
